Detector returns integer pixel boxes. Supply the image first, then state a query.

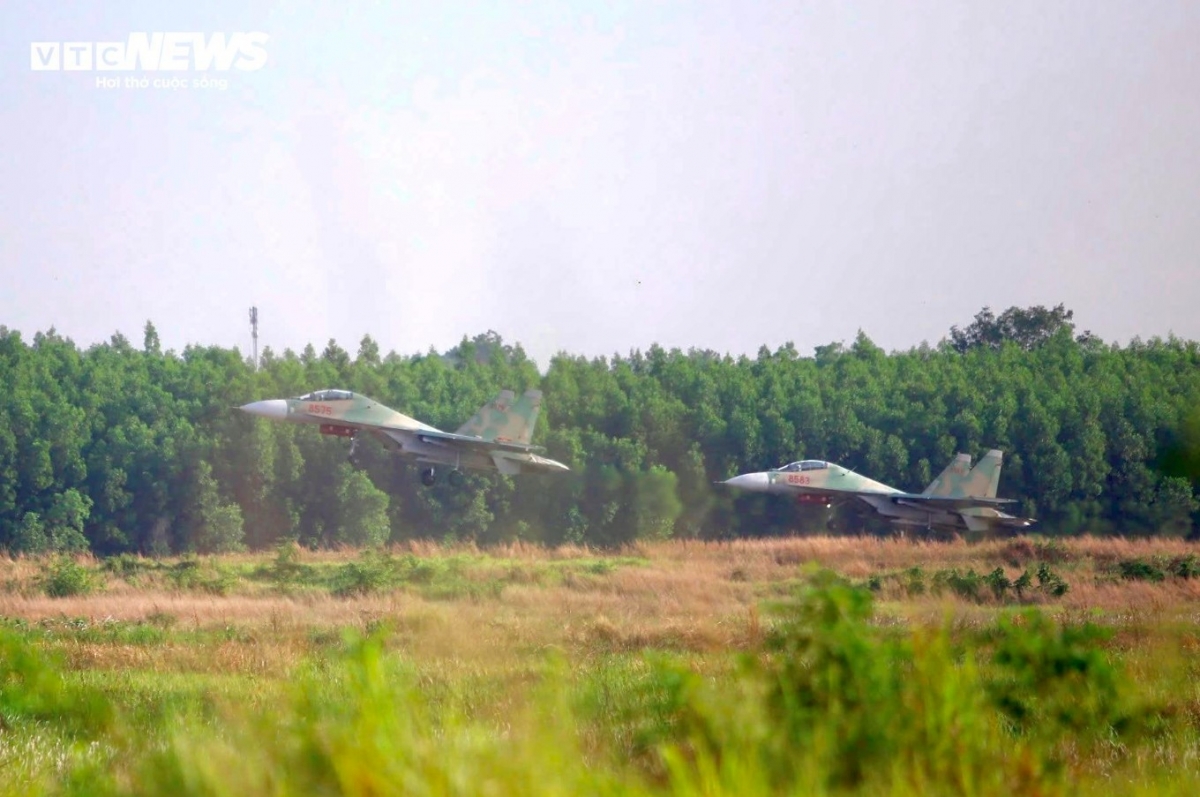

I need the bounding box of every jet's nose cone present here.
[238,399,288,419]
[722,472,770,492]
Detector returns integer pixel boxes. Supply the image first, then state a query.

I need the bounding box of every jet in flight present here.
[238,388,569,486]
[721,450,1034,534]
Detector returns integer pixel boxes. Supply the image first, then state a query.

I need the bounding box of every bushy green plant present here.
[1170,554,1200,579]
[1013,569,1033,600]
[760,571,902,786]
[904,565,926,596]
[986,567,1012,600]
[932,567,984,601]
[0,630,113,741]
[263,539,315,590]
[332,549,400,597]
[40,556,97,597]
[663,571,1061,792]
[584,559,616,576]
[404,554,443,584]
[986,611,1130,742]
[103,552,151,579]
[1035,563,1070,597]
[167,557,238,595]
[1118,557,1167,582]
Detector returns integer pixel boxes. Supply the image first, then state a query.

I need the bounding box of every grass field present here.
[3,536,1200,795]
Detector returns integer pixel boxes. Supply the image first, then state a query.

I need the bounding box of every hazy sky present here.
[2,1,1198,366]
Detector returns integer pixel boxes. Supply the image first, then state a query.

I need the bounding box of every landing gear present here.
[347,435,361,467]
[416,466,466,488]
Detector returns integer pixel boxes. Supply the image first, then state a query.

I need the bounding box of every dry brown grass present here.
[3,536,1198,676]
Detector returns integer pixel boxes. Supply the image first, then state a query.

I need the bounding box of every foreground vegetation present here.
[2,303,1200,557]
[2,536,1200,795]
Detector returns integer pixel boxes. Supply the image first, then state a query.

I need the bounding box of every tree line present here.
[1,304,1197,554]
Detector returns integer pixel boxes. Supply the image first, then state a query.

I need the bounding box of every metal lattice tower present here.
[249,306,259,369]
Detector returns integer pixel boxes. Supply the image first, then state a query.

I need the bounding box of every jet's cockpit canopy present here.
[296,389,355,402]
[776,460,829,472]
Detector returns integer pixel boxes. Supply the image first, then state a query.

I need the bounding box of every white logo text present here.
[30,33,269,72]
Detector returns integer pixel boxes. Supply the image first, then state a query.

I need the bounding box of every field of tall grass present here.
[2,536,1200,795]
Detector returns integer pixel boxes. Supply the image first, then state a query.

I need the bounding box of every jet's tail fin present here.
[923,453,972,496]
[965,449,1003,498]
[455,389,542,445]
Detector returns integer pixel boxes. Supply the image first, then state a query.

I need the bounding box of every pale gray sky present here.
[2,1,1198,365]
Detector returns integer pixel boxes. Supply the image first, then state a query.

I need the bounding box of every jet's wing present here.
[888,493,1018,510]
[395,428,547,454]
[777,484,867,507]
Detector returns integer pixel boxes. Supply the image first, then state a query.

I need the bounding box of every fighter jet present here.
[237,388,569,487]
[721,449,1035,534]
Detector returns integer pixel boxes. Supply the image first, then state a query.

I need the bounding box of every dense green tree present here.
[42,488,92,551]
[189,462,246,554]
[334,466,390,547]
[949,304,1087,353]
[0,305,1197,552]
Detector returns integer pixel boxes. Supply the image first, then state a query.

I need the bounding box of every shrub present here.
[986,611,1128,741]
[40,556,97,598]
[985,567,1011,600]
[1035,563,1070,597]
[1013,569,1033,600]
[265,540,314,590]
[931,568,983,602]
[1170,554,1200,579]
[679,571,1093,791]
[758,571,904,787]
[904,566,925,596]
[405,555,442,584]
[168,558,238,595]
[333,550,400,597]
[103,553,150,579]
[1118,558,1166,583]
[0,629,113,735]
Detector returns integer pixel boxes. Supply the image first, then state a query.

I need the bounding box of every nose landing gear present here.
[417,467,465,488]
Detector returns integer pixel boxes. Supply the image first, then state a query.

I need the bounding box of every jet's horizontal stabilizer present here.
[963,514,990,533]
[491,454,523,476]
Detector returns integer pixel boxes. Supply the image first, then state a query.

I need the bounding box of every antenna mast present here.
[249,306,259,369]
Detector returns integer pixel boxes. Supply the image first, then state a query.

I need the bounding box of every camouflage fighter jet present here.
[721,449,1035,534]
[237,388,568,487]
